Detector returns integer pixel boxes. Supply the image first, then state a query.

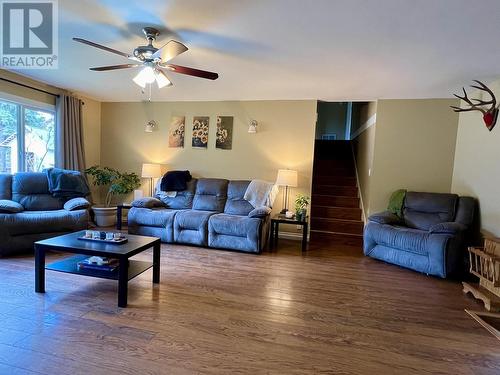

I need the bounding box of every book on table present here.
[77,257,119,272]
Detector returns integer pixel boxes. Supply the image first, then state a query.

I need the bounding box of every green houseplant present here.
[85,165,141,227]
[294,194,310,222]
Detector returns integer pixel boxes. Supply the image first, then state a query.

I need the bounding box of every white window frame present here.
[0,92,56,173]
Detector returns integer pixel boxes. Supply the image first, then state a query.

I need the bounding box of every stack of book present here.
[77,257,119,272]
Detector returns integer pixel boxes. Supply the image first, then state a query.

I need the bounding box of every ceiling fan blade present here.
[89,64,140,71]
[152,40,188,62]
[162,64,219,80]
[73,37,136,60]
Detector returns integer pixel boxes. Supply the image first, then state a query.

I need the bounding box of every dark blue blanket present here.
[45,168,90,199]
[160,170,192,192]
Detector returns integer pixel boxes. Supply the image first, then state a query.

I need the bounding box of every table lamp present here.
[276,169,298,214]
[141,163,162,197]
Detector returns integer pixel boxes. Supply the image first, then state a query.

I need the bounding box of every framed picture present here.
[216,116,233,150]
[192,116,209,148]
[168,116,185,147]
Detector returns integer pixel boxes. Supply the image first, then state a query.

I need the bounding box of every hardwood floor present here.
[0,240,498,374]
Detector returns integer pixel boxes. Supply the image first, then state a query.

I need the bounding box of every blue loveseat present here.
[363,192,476,278]
[0,173,90,256]
[128,178,271,253]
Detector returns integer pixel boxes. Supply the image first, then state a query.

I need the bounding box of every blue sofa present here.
[363,192,476,278]
[0,173,90,256]
[128,178,271,253]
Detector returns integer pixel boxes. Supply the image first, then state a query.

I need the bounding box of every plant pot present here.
[92,206,117,227]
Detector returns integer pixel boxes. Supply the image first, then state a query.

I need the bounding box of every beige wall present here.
[354,99,459,217]
[352,102,377,220]
[0,69,57,105]
[100,100,317,218]
[452,78,500,237]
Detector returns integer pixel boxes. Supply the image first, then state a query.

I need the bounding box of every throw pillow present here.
[64,197,90,211]
[0,199,24,213]
[131,197,165,208]
[248,206,272,218]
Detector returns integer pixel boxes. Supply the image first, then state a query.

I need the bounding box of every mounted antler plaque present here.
[451,80,499,131]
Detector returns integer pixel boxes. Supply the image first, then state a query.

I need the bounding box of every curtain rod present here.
[0,77,60,98]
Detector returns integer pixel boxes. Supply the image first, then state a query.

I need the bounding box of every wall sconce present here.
[145,120,157,133]
[248,120,258,133]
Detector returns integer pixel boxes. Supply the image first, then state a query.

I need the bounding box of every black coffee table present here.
[34,231,161,307]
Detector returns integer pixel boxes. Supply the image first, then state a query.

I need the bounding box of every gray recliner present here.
[0,173,90,256]
[128,178,271,253]
[363,192,476,278]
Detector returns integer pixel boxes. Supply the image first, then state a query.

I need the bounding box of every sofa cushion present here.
[64,197,90,211]
[0,200,24,213]
[429,222,466,234]
[156,178,197,209]
[192,178,228,212]
[403,192,458,231]
[128,207,178,242]
[174,210,215,246]
[208,214,262,252]
[224,180,254,216]
[128,207,178,228]
[12,172,64,211]
[0,174,12,200]
[0,209,88,236]
[364,223,432,256]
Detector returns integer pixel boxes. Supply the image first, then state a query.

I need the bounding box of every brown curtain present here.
[55,94,86,172]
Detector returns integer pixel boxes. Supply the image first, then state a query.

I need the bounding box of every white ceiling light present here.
[154,69,172,88]
[133,66,156,88]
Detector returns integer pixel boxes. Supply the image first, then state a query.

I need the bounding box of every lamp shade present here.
[276,169,298,187]
[141,163,162,178]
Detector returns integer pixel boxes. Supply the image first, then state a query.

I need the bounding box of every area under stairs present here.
[309,140,364,247]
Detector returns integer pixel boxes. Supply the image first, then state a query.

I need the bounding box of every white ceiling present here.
[12,0,500,102]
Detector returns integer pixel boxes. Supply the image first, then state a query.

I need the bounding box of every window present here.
[0,97,55,173]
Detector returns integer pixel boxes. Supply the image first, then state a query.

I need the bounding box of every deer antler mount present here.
[451,80,498,131]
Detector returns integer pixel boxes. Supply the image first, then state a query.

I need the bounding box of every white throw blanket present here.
[244,179,278,208]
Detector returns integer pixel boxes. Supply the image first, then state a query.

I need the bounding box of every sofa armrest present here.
[131,197,166,209]
[368,211,401,225]
[248,206,272,218]
[0,199,24,213]
[64,197,90,211]
[429,222,467,234]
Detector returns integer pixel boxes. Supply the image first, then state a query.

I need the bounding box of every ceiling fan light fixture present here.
[154,69,172,88]
[133,66,156,88]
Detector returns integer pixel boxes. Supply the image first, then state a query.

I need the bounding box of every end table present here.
[270,215,309,252]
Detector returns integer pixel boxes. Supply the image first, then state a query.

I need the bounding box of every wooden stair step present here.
[310,218,363,235]
[313,168,356,177]
[312,185,358,197]
[309,230,363,247]
[312,194,359,208]
[310,206,362,220]
[313,159,354,169]
[313,176,357,186]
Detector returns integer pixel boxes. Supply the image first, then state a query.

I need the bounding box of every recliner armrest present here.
[248,206,271,218]
[368,211,401,225]
[131,197,166,209]
[429,222,466,234]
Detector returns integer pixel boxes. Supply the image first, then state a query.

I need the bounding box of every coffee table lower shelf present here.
[46,255,153,281]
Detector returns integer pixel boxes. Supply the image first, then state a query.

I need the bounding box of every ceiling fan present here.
[73,27,219,89]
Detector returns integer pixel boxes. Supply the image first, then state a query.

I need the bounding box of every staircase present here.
[309,140,364,247]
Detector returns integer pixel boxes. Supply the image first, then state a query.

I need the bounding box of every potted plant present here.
[85,165,141,227]
[294,194,310,222]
